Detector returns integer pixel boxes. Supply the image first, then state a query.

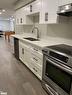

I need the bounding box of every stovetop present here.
[45,44,72,56]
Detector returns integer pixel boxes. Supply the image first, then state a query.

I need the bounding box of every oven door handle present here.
[46,57,72,75]
[45,84,59,95]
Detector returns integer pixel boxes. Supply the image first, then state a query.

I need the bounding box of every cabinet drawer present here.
[30,47,43,60]
[30,54,43,66]
[29,61,42,80]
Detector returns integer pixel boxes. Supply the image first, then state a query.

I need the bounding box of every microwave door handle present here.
[46,58,72,75]
[45,84,59,95]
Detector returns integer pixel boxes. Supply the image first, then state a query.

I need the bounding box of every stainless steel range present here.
[42,44,72,95]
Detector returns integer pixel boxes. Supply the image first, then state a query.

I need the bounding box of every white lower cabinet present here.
[19,41,25,63]
[19,41,31,67]
[19,40,43,80]
[29,60,42,80]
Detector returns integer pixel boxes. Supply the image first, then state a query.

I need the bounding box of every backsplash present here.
[15,24,72,40]
[15,25,33,34]
[47,24,72,39]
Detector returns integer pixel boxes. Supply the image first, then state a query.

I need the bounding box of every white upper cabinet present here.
[26,0,41,15]
[32,0,41,14]
[15,0,59,25]
[15,0,72,25]
[40,0,58,24]
[15,7,27,25]
[25,4,31,15]
[58,0,72,6]
[19,7,26,25]
[15,10,20,25]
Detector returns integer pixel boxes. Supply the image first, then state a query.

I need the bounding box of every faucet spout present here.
[32,27,39,39]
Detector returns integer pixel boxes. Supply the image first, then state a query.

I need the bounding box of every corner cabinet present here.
[19,40,43,80]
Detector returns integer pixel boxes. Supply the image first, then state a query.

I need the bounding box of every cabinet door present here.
[19,7,26,25]
[40,0,58,24]
[25,4,31,15]
[19,41,31,66]
[26,0,41,15]
[15,7,26,25]
[15,10,20,25]
[32,0,41,14]
[22,44,31,67]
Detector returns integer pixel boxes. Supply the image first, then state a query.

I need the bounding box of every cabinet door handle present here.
[33,68,37,72]
[22,48,24,54]
[30,5,32,12]
[33,48,38,51]
[20,18,22,23]
[45,12,48,21]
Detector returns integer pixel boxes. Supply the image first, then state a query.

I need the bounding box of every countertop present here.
[11,33,72,50]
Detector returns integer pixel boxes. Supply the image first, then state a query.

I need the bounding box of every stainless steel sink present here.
[23,37,39,41]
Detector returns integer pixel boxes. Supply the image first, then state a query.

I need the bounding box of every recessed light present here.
[10,18,12,20]
[13,19,15,21]
[2,9,5,12]
[11,16,14,18]
[0,12,2,14]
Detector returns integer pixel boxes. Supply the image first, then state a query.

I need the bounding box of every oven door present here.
[42,55,72,95]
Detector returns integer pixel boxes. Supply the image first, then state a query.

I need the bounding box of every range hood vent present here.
[57,3,72,17]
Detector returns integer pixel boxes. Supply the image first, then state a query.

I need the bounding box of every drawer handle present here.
[33,57,38,61]
[33,48,38,51]
[33,68,37,72]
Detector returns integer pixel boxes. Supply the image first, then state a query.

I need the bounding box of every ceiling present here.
[0,0,35,20]
[0,0,19,20]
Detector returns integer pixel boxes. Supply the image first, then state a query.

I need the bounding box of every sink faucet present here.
[32,27,39,39]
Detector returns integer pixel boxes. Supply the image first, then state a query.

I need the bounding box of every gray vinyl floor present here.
[0,37,48,95]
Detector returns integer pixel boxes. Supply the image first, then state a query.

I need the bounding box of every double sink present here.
[24,37,39,41]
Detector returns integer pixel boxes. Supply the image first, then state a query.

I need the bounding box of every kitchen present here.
[0,0,72,95]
